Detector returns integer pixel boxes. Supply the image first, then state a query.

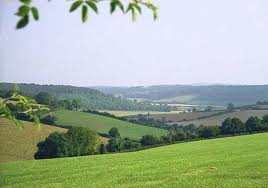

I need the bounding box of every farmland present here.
[0,118,66,162]
[0,118,109,162]
[54,110,167,140]
[149,111,221,122]
[173,109,268,126]
[100,110,181,117]
[1,133,267,187]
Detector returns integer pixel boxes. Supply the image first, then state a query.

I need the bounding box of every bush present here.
[40,115,57,125]
[34,132,69,159]
[106,138,124,152]
[198,125,220,138]
[66,127,100,157]
[141,135,159,146]
[35,127,99,159]
[108,127,120,138]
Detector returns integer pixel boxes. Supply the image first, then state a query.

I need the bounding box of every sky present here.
[0,0,268,86]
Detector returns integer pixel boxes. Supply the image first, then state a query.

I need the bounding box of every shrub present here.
[141,135,159,146]
[40,115,57,125]
[34,132,69,159]
[66,127,100,157]
[108,127,120,138]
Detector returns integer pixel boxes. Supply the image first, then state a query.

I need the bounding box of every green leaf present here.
[20,0,31,5]
[70,0,83,12]
[86,1,98,14]
[132,8,137,22]
[110,1,116,14]
[31,7,39,21]
[82,5,88,23]
[110,0,124,14]
[133,3,141,14]
[16,5,30,17]
[16,15,29,29]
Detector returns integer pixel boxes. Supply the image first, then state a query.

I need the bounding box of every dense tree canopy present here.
[15,0,158,29]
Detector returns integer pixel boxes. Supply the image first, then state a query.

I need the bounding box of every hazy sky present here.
[0,0,268,86]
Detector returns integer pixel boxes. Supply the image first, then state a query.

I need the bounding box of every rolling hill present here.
[0,83,170,111]
[94,85,268,106]
[1,133,267,187]
[54,110,167,140]
[0,118,66,162]
[0,118,108,162]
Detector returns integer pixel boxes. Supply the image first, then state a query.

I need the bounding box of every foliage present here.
[66,127,100,156]
[197,125,220,138]
[106,138,124,152]
[0,86,49,126]
[35,127,99,159]
[34,132,69,159]
[221,118,246,134]
[0,83,173,111]
[35,92,53,105]
[140,134,159,146]
[108,127,120,138]
[15,0,158,29]
[245,116,263,132]
[40,115,57,125]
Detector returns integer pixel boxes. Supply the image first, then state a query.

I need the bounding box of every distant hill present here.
[54,110,167,140]
[94,85,268,106]
[0,83,171,111]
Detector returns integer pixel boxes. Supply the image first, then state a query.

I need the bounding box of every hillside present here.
[0,119,66,162]
[0,83,170,111]
[94,85,268,106]
[54,110,167,140]
[0,119,109,162]
[1,133,267,187]
[173,109,268,126]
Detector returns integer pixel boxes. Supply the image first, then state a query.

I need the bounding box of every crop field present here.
[173,109,268,126]
[150,111,222,122]
[1,133,267,187]
[54,110,167,140]
[99,110,182,117]
[0,118,66,162]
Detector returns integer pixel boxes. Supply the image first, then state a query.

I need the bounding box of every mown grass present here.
[54,110,167,140]
[1,133,267,187]
[173,109,268,126]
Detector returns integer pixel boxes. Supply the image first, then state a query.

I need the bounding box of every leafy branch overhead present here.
[0,85,49,127]
[16,0,158,29]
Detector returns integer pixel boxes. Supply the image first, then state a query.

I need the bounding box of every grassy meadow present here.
[1,133,267,187]
[171,110,268,126]
[54,110,167,140]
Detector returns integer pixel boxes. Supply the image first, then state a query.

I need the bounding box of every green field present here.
[1,133,267,187]
[173,110,268,126]
[99,110,182,117]
[54,110,167,140]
